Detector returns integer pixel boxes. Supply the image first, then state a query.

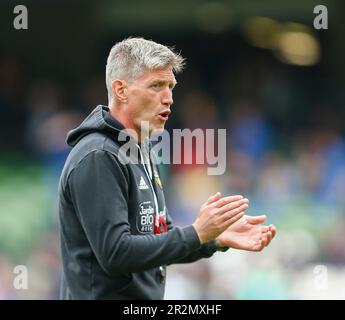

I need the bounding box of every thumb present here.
[205,192,221,205]
[246,215,267,225]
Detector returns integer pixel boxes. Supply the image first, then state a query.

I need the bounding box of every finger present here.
[213,195,244,208]
[269,225,277,238]
[219,202,248,222]
[253,240,264,252]
[221,208,246,228]
[217,198,249,215]
[263,231,272,247]
[204,192,222,205]
[246,215,267,225]
[259,242,265,251]
[261,235,269,246]
[261,226,270,233]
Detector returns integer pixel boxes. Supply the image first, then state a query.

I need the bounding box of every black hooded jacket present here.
[58,105,221,300]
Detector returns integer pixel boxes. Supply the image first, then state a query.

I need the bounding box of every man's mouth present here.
[158,110,171,121]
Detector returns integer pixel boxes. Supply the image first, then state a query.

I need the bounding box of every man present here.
[58,37,276,300]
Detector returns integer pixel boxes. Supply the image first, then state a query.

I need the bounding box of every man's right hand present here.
[192,192,249,244]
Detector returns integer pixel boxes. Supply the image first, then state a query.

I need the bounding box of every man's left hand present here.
[215,215,277,252]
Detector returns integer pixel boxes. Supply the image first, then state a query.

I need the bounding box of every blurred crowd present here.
[0,37,344,299]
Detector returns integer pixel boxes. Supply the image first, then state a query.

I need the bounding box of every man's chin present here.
[150,126,165,136]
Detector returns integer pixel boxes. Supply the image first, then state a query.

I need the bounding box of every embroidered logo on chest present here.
[138,176,149,190]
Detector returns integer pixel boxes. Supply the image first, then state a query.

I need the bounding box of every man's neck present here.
[108,104,144,143]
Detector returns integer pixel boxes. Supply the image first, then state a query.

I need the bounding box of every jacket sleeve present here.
[67,150,202,277]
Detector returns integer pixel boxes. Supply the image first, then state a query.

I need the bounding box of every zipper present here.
[137,145,160,228]
[138,144,167,279]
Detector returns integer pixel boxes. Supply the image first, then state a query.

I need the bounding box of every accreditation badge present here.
[154,169,163,189]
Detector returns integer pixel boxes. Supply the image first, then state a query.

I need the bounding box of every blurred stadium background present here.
[0,0,344,299]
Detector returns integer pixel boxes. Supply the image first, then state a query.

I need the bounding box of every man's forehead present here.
[139,67,176,83]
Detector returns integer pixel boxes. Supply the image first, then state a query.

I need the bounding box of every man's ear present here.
[112,79,128,103]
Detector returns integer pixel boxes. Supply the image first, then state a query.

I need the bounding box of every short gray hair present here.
[105,37,185,102]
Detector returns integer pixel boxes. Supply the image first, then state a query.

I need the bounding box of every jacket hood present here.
[67,105,127,147]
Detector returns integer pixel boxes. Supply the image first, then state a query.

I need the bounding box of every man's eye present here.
[151,83,161,88]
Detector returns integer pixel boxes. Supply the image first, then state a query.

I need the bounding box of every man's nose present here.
[162,90,173,106]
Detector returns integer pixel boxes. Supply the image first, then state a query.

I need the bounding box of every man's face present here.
[125,67,176,138]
